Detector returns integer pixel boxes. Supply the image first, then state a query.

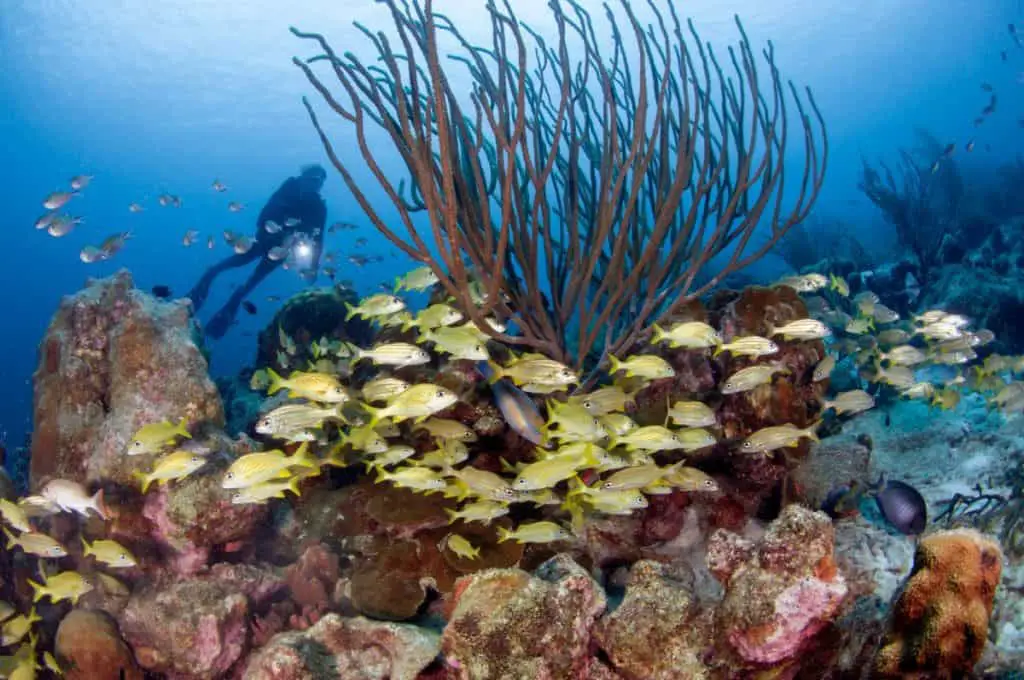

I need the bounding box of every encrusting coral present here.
[873,527,1003,678]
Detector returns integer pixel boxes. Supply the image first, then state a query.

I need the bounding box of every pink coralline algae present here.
[142,470,268,575]
[243,613,441,680]
[31,270,223,487]
[442,553,607,679]
[708,504,848,667]
[117,563,284,679]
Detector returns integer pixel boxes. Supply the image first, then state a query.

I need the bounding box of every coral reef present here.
[55,608,144,680]
[243,613,441,680]
[117,563,283,678]
[873,527,1003,678]
[708,504,848,669]
[593,560,713,679]
[442,554,607,679]
[31,270,223,486]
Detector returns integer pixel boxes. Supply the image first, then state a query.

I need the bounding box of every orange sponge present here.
[873,528,1002,678]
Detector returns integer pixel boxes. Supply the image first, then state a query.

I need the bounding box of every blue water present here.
[0,0,1020,459]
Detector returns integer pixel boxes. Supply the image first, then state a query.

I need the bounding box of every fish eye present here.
[516,478,528,487]
[436,389,445,397]
[119,553,127,560]
[601,481,613,490]
[582,400,593,409]
[132,441,142,448]
[226,472,235,479]
[191,456,201,463]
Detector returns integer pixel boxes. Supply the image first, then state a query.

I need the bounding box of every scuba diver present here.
[188,164,328,338]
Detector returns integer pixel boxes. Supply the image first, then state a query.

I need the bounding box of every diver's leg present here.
[187,251,259,312]
[204,257,279,339]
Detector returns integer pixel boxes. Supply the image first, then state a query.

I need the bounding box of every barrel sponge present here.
[873,527,1002,678]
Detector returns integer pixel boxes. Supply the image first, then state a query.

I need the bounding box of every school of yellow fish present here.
[1,266,1020,673]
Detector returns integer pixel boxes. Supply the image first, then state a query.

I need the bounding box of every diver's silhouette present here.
[189,164,327,338]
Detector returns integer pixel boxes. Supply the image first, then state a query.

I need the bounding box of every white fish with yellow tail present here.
[497,521,572,544]
[363,384,459,425]
[344,293,406,321]
[581,488,649,514]
[354,342,430,368]
[598,413,636,436]
[613,425,714,453]
[445,500,509,525]
[255,403,343,438]
[28,570,93,605]
[361,376,411,404]
[651,321,720,349]
[721,363,789,394]
[608,354,675,380]
[881,345,927,367]
[128,417,191,455]
[266,368,350,403]
[222,443,317,489]
[395,265,440,293]
[82,537,137,568]
[487,358,578,387]
[39,479,107,518]
[829,273,849,297]
[133,450,207,493]
[0,499,31,532]
[666,401,717,428]
[439,533,480,560]
[3,528,66,558]
[900,382,936,401]
[338,425,389,454]
[739,421,820,454]
[844,317,874,335]
[769,319,831,341]
[713,336,779,358]
[774,273,828,293]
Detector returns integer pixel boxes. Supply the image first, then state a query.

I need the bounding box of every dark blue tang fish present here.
[871,476,927,535]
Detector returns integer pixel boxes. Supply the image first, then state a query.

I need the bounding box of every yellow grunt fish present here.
[28,571,93,605]
[363,384,459,425]
[740,421,820,454]
[133,450,207,493]
[354,342,430,368]
[666,401,717,428]
[713,336,779,358]
[394,266,440,293]
[128,417,191,456]
[0,499,31,532]
[374,465,447,493]
[487,358,578,387]
[721,363,789,394]
[439,533,480,560]
[445,500,509,524]
[82,537,137,568]
[344,293,406,321]
[3,528,66,558]
[222,444,317,489]
[361,376,411,404]
[230,477,302,505]
[650,321,720,349]
[266,368,350,403]
[608,354,675,380]
[497,521,572,544]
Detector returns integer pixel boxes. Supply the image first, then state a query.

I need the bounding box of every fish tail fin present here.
[91,488,109,519]
[651,324,666,344]
[373,467,390,484]
[485,361,503,384]
[287,476,303,497]
[496,526,511,543]
[805,419,822,442]
[363,405,383,429]
[712,345,724,358]
[265,367,285,395]
[81,536,92,557]
[175,417,192,440]
[444,507,459,524]
[344,302,358,321]
[2,526,15,549]
[499,457,517,474]
[28,580,45,603]
[131,470,150,493]
[607,355,622,375]
[290,442,317,469]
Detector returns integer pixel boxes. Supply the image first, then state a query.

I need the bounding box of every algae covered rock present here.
[594,560,712,679]
[55,608,143,680]
[243,613,441,680]
[31,270,223,487]
[118,563,283,679]
[442,553,606,679]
